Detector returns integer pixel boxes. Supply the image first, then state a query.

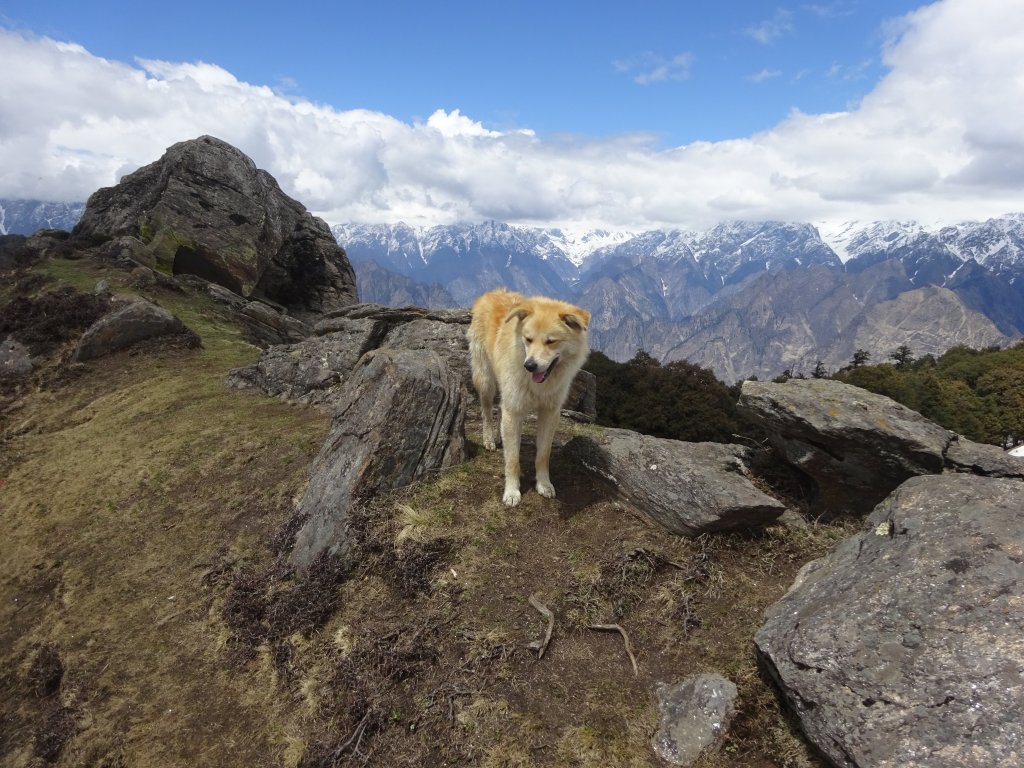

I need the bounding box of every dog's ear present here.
[560,309,590,331]
[504,306,531,325]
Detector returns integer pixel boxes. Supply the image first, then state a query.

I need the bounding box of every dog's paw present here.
[502,487,522,507]
[483,437,497,451]
[536,480,556,499]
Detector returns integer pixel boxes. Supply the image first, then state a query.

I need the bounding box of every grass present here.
[0,251,854,767]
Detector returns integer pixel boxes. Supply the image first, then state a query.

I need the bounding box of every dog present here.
[467,288,591,506]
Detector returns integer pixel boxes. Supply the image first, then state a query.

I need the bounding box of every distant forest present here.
[830,342,1024,448]
[584,342,1024,449]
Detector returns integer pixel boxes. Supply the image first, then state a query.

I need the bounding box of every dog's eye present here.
[524,336,533,344]
[545,339,556,346]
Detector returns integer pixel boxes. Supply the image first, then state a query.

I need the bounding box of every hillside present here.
[4,136,1022,767]
[1,246,851,768]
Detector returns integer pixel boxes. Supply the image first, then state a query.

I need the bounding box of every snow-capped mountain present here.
[818,215,1024,281]
[332,221,582,305]
[336,215,1024,380]
[0,199,85,235]
[3,192,1021,381]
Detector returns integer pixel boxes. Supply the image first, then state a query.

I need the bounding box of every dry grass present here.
[0,252,854,767]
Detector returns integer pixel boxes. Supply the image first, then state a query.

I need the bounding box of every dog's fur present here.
[467,288,591,506]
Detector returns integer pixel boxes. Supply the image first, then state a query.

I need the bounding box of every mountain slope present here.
[0,199,85,235]
[337,215,1024,380]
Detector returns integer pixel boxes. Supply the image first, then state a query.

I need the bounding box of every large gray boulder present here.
[73,135,357,319]
[738,378,952,517]
[564,428,786,536]
[71,298,198,362]
[755,474,1024,767]
[289,348,466,573]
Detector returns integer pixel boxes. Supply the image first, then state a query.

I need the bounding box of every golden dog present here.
[467,288,591,506]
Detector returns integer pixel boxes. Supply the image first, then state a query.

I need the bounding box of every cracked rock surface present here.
[288,348,467,573]
[564,429,785,536]
[738,378,953,517]
[755,473,1024,767]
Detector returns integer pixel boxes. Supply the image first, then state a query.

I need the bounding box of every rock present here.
[289,348,466,572]
[229,301,597,417]
[755,474,1024,768]
[564,369,597,422]
[738,378,952,517]
[235,301,311,347]
[564,428,786,536]
[382,315,471,391]
[226,318,377,407]
[175,274,309,347]
[651,674,738,766]
[229,304,470,406]
[944,435,1024,480]
[130,266,158,288]
[0,335,33,380]
[72,135,357,319]
[71,298,198,362]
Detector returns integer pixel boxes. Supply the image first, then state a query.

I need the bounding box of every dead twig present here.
[527,593,554,659]
[589,623,638,676]
[331,710,371,761]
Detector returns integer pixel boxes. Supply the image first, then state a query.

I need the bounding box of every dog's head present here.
[505,299,591,384]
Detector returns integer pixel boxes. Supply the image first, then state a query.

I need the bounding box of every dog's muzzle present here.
[525,356,559,384]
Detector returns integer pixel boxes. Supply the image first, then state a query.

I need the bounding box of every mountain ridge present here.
[334,215,1024,380]
[3,196,1021,379]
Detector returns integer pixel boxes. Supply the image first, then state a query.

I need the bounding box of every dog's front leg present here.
[500,408,523,506]
[534,406,558,498]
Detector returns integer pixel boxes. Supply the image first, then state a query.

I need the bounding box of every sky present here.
[1,0,1023,231]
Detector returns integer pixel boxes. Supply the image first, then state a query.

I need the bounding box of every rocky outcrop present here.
[226,317,377,407]
[72,135,357,319]
[71,298,199,362]
[652,674,738,766]
[755,474,1024,768]
[738,378,952,517]
[289,348,466,573]
[564,428,786,536]
[944,435,1024,479]
[227,302,597,419]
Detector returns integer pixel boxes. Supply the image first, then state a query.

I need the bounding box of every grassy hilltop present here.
[1,249,853,767]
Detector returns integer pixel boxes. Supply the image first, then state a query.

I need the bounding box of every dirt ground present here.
[0,254,854,767]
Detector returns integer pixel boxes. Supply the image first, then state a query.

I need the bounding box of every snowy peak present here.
[540,227,637,267]
[0,199,85,235]
[817,214,1024,274]
[817,220,928,263]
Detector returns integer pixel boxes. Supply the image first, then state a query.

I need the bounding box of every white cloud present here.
[613,52,694,85]
[743,9,795,45]
[1,0,1023,232]
[749,68,783,83]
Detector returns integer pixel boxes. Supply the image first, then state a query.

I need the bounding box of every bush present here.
[583,350,750,443]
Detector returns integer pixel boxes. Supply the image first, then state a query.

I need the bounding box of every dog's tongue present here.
[531,371,547,384]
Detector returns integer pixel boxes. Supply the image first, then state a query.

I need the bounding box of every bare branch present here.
[589,623,638,676]
[527,593,555,659]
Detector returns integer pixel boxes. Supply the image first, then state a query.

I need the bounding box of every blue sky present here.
[3,0,918,146]
[1,0,1022,230]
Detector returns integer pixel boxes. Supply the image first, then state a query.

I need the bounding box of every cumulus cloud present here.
[1,0,1023,231]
